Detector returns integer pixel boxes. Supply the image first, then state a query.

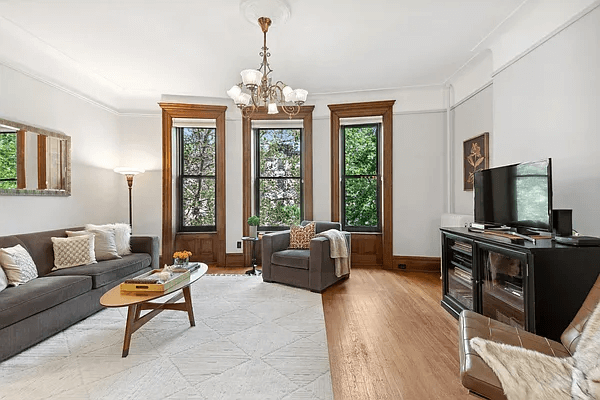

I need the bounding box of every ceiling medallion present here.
[227,6,307,119]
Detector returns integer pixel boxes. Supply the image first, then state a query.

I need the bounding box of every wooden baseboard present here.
[225,253,244,267]
[392,255,441,273]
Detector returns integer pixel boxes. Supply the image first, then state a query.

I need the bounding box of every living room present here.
[1,0,599,399]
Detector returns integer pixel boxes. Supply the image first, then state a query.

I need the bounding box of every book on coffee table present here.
[120,269,190,293]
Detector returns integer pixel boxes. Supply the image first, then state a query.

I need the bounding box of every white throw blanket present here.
[316,229,350,277]
[471,302,600,400]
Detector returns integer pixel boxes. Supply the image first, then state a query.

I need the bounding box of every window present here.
[177,127,216,232]
[0,131,17,189]
[341,123,381,232]
[255,128,303,230]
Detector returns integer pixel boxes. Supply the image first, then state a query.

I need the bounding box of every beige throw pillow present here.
[0,267,7,292]
[0,244,39,286]
[85,223,131,256]
[68,229,120,261]
[52,235,97,269]
[289,222,316,249]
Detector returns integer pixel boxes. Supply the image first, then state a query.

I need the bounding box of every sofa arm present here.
[261,231,290,281]
[130,236,160,270]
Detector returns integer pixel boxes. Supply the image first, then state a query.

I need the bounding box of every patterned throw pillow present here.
[51,235,97,269]
[289,222,316,249]
[0,244,39,286]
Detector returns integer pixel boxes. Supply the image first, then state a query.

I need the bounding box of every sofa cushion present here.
[271,249,310,270]
[0,275,92,330]
[47,253,151,289]
[301,220,341,234]
[16,227,85,276]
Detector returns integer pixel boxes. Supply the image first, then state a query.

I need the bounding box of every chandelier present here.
[227,17,307,119]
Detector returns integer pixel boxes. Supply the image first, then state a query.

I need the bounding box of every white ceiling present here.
[0,0,524,112]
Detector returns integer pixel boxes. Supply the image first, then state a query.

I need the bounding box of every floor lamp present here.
[114,167,145,229]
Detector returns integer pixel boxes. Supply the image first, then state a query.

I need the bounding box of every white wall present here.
[117,114,162,237]
[0,64,124,235]
[451,85,493,215]
[493,5,600,236]
[393,111,446,257]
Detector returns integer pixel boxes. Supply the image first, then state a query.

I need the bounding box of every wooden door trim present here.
[242,106,315,264]
[328,100,395,269]
[159,103,227,266]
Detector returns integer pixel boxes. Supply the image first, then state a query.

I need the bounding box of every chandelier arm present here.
[281,104,301,118]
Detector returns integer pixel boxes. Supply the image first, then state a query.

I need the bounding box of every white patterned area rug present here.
[0,276,333,400]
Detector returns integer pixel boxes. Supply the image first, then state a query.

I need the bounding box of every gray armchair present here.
[262,221,350,292]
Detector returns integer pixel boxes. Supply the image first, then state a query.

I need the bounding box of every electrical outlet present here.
[398,263,407,270]
[237,241,242,249]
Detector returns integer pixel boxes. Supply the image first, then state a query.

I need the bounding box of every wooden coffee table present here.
[100,263,208,357]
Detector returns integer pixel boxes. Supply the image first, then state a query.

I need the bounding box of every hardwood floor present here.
[322,268,470,399]
[208,265,470,399]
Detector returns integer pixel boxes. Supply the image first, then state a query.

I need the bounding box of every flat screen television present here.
[474,159,553,232]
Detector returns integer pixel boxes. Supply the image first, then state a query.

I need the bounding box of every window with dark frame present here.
[342,123,381,232]
[0,131,17,189]
[255,128,303,231]
[177,127,217,232]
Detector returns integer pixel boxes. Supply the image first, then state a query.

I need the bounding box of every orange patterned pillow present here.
[289,222,316,249]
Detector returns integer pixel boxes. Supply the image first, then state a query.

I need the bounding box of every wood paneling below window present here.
[351,233,383,267]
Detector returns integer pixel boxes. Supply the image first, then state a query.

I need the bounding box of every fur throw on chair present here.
[471,304,600,400]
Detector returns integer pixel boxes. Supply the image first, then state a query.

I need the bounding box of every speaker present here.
[552,209,572,237]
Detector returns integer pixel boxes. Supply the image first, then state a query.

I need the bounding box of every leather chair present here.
[458,274,600,399]
[261,221,350,292]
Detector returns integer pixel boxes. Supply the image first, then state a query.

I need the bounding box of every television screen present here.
[474,159,553,231]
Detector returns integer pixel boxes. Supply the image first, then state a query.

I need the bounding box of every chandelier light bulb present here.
[227,85,242,99]
[282,85,293,97]
[237,92,252,106]
[267,102,279,114]
[241,69,263,87]
[294,89,308,103]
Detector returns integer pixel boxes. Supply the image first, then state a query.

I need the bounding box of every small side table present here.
[242,236,261,276]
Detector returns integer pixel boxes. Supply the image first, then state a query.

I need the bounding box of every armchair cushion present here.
[272,249,310,270]
[289,222,316,249]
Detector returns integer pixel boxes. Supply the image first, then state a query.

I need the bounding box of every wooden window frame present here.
[329,100,395,269]
[177,127,218,232]
[159,103,227,266]
[254,127,304,231]
[341,123,382,232]
[242,106,314,264]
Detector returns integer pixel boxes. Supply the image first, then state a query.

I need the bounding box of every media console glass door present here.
[478,243,529,330]
[444,236,475,311]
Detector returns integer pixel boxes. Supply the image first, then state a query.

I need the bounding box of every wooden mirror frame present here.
[0,117,71,196]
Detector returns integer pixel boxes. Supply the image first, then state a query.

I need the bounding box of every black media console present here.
[440,227,600,342]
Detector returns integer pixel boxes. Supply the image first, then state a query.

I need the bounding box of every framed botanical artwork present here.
[463,132,489,191]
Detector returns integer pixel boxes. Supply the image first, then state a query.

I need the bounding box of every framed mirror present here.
[0,117,71,196]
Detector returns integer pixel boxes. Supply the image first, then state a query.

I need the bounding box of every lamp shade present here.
[227,85,242,99]
[294,89,308,103]
[114,167,145,176]
[267,102,279,114]
[282,86,293,97]
[241,69,263,86]
[237,92,252,106]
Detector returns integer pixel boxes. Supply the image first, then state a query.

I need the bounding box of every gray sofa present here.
[0,227,159,361]
[262,221,350,292]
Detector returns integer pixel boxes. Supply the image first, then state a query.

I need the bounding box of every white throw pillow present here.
[85,223,131,256]
[68,229,120,261]
[0,267,7,292]
[0,244,39,286]
[51,235,97,269]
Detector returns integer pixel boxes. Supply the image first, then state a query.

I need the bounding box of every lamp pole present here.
[114,167,145,231]
[126,174,134,228]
